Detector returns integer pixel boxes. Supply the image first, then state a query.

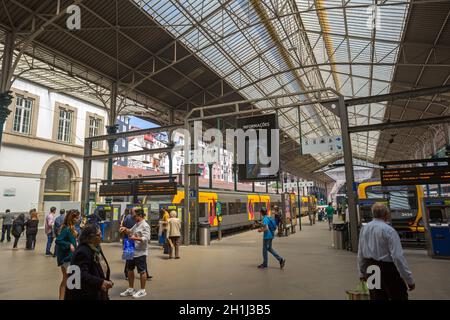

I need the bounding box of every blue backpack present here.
[267,217,277,233]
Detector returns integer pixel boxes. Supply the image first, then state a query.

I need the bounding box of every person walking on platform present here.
[65,224,113,300]
[25,209,39,250]
[325,202,334,231]
[257,208,285,269]
[55,210,80,300]
[1,209,13,243]
[11,213,25,249]
[167,210,181,259]
[120,208,151,299]
[357,203,415,300]
[45,207,56,256]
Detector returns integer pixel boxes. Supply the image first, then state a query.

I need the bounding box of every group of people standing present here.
[1,209,39,250]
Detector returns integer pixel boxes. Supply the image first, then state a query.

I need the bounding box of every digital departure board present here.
[136,182,177,195]
[381,166,450,186]
[99,184,132,197]
[99,182,178,197]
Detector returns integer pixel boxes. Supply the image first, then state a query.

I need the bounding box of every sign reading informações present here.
[237,113,279,182]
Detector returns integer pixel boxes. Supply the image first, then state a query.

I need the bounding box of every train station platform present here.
[0,217,449,300]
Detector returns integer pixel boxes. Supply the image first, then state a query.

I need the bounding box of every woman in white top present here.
[167,211,182,259]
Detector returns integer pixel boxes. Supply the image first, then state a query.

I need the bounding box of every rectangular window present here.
[89,117,101,149]
[228,202,237,215]
[122,139,126,148]
[57,109,73,143]
[13,95,33,134]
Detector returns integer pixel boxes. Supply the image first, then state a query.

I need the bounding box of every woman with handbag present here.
[65,224,113,300]
[55,210,80,300]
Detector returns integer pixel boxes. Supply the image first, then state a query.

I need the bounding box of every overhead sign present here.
[99,184,132,197]
[3,188,16,197]
[381,166,450,186]
[99,182,177,197]
[283,181,314,191]
[189,188,198,199]
[136,182,177,196]
[237,113,279,182]
[302,135,342,154]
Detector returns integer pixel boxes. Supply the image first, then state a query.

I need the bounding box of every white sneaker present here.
[120,288,135,297]
[132,289,147,299]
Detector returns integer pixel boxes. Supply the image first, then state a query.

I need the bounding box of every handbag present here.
[163,242,170,254]
[159,233,166,245]
[122,237,135,261]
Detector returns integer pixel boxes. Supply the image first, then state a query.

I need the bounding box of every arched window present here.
[44,161,72,201]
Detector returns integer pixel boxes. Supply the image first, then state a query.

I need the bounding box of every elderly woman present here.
[65,224,113,300]
[167,210,181,259]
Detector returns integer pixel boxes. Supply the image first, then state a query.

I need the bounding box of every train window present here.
[254,202,261,213]
[228,202,237,215]
[219,202,228,215]
[240,202,247,214]
[365,186,384,199]
[199,203,207,218]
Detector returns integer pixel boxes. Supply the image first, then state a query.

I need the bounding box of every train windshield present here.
[365,185,418,212]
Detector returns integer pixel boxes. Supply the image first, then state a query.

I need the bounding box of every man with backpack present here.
[257,208,286,269]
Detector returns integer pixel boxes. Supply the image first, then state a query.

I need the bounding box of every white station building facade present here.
[0,78,108,213]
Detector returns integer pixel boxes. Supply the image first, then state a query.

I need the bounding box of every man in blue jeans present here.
[1,209,13,242]
[257,208,286,269]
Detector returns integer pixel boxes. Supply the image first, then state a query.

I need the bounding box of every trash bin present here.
[333,223,346,249]
[199,222,210,246]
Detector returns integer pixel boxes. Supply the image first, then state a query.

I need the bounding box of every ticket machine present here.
[422,197,450,259]
[94,204,122,243]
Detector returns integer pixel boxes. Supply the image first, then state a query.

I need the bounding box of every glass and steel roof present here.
[134,0,410,165]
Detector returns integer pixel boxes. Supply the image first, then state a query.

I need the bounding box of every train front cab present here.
[357,181,425,242]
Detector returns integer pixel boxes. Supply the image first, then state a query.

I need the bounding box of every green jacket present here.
[325,206,335,218]
[55,226,77,266]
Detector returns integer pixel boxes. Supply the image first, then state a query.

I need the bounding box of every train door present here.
[247,195,259,221]
[199,192,218,227]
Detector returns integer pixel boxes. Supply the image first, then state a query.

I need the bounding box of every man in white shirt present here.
[357,202,415,300]
[119,209,151,299]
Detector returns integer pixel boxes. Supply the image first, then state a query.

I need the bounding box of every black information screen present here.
[99,184,132,197]
[136,182,178,195]
[237,113,279,182]
[381,166,450,186]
